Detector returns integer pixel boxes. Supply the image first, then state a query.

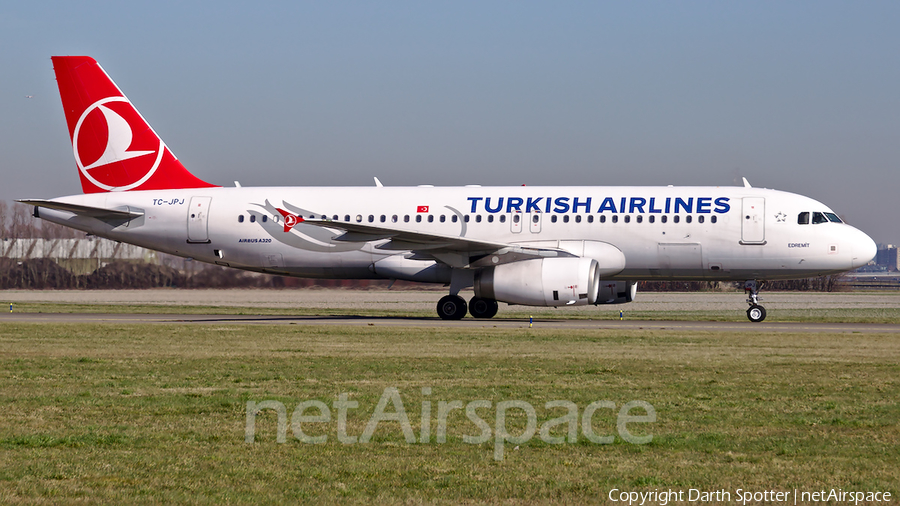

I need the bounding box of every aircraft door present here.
[510,213,522,233]
[741,197,765,244]
[187,196,212,243]
[529,213,542,233]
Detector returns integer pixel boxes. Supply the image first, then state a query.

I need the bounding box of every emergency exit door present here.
[741,197,765,244]
[187,196,212,243]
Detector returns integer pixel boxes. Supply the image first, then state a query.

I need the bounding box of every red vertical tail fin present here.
[52,56,218,193]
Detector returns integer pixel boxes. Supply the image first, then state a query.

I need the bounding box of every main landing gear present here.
[436,295,499,320]
[744,280,766,323]
[468,296,498,319]
[437,295,467,320]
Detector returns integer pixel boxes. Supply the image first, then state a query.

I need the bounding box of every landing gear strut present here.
[744,280,766,323]
[437,295,467,320]
[469,296,498,319]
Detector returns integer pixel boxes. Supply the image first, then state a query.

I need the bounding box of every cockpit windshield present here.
[800,211,843,225]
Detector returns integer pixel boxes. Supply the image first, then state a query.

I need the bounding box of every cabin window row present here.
[237,215,270,223]
[237,213,717,225]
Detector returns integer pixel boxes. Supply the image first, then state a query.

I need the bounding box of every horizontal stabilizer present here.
[18,199,144,222]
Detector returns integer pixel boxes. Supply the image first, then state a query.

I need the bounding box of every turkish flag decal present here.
[417,206,429,213]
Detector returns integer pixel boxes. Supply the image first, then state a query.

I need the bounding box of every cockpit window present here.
[825,212,842,223]
[812,212,828,224]
[798,212,809,225]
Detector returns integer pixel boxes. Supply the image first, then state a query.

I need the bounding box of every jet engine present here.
[594,280,637,304]
[474,257,600,306]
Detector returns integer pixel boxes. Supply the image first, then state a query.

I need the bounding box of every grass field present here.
[1,320,898,503]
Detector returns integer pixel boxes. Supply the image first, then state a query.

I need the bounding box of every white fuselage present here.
[35,185,875,285]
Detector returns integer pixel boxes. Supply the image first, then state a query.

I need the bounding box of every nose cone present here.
[849,227,877,269]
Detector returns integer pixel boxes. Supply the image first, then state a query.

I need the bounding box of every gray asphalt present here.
[3,312,900,333]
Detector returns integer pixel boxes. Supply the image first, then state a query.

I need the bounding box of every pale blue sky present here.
[2,1,898,243]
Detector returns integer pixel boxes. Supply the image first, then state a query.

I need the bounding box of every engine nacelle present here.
[474,257,600,307]
[595,280,637,304]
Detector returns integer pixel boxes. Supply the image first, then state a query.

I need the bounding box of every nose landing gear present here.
[744,280,766,322]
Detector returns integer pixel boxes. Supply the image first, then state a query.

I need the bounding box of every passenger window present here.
[587,215,594,223]
[250,215,256,223]
[551,215,558,223]
[698,215,704,224]
[332,215,338,221]
[812,212,827,224]
[575,215,582,223]
[648,215,654,223]
[392,215,398,223]
[499,215,506,223]
[238,215,244,223]
[686,215,692,224]
[380,215,386,223]
[661,215,667,224]
[600,215,606,223]
[356,215,362,222]
[416,215,422,223]
[475,215,481,223]
[452,215,458,223]
[636,215,642,223]
[711,215,717,224]
[798,212,809,225]
[465,215,470,222]
[440,215,446,223]
[612,215,618,223]
[428,215,434,223]
[563,215,569,223]
[624,215,630,223]
[345,215,350,222]
[262,215,268,223]
[532,215,539,223]
[825,212,842,223]
[404,215,410,222]
[673,216,680,223]
[487,215,493,223]
[368,215,375,223]
[513,215,520,224]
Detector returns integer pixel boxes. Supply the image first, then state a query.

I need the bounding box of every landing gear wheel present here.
[747,304,766,323]
[469,297,498,319]
[437,295,468,320]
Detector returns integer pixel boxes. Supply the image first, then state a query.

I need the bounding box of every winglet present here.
[374,177,384,188]
[742,177,752,188]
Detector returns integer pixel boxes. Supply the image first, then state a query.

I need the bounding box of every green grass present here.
[0,323,898,503]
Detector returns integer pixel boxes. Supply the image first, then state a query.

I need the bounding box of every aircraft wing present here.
[18,199,144,223]
[301,218,575,267]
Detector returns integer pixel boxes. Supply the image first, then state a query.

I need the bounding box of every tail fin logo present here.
[73,97,164,191]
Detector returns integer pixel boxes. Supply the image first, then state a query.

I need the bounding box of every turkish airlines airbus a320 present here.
[21,56,877,322]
